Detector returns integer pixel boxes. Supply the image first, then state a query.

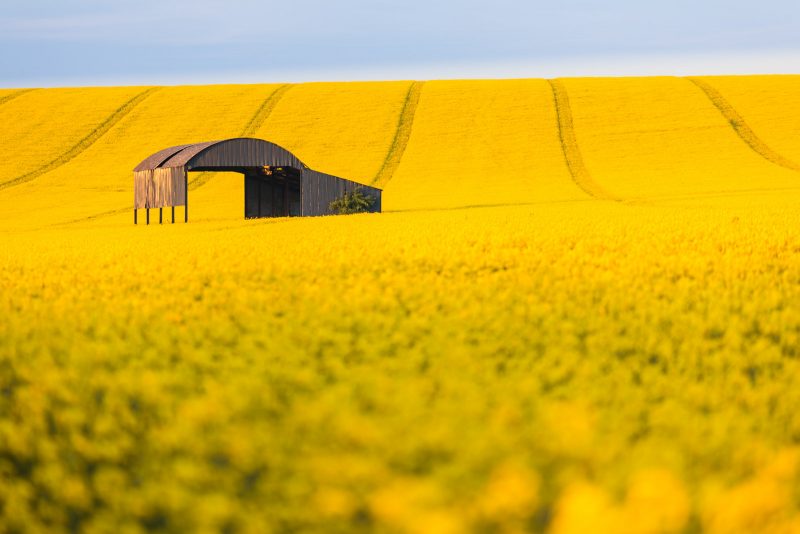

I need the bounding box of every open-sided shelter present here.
[133,138,382,223]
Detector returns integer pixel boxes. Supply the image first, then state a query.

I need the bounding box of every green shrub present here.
[329,187,376,215]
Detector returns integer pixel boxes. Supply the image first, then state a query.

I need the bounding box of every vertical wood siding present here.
[134,167,186,208]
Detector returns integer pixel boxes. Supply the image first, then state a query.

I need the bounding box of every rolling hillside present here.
[560,77,800,201]
[0,75,798,228]
[2,77,800,533]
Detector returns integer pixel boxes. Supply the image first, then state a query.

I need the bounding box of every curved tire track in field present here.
[50,207,129,228]
[189,84,294,190]
[549,79,619,201]
[69,84,294,225]
[0,88,37,108]
[688,77,800,172]
[0,87,160,191]
[240,84,294,137]
[371,81,424,188]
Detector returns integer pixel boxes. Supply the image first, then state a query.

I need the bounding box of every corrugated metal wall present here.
[302,170,382,216]
[244,173,301,218]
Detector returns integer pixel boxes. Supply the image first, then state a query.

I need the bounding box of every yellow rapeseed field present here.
[256,81,411,184]
[0,87,148,188]
[1,76,800,533]
[561,76,800,201]
[387,79,587,211]
[0,84,281,229]
[693,75,800,165]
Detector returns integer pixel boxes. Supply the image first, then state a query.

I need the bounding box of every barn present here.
[133,137,382,223]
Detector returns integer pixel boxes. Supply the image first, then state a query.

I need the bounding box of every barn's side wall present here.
[302,170,382,216]
[134,170,151,209]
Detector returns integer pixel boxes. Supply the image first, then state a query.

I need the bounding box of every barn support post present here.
[159,208,163,224]
[272,180,277,217]
[184,171,188,223]
[172,206,175,224]
[257,177,262,218]
[134,209,137,225]
[283,180,289,216]
[146,208,150,225]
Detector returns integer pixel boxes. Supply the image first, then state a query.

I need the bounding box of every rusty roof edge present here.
[133,143,194,172]
[160,140,221,169]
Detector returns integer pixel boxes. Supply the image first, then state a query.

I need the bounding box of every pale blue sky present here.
[2,0,799,87]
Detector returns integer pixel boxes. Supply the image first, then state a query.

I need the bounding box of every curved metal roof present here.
[133,138,308,172]
[133,143,193,172]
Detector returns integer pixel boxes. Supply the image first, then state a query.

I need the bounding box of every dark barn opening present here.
[133,138,381,223]
[244,166,302,218]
